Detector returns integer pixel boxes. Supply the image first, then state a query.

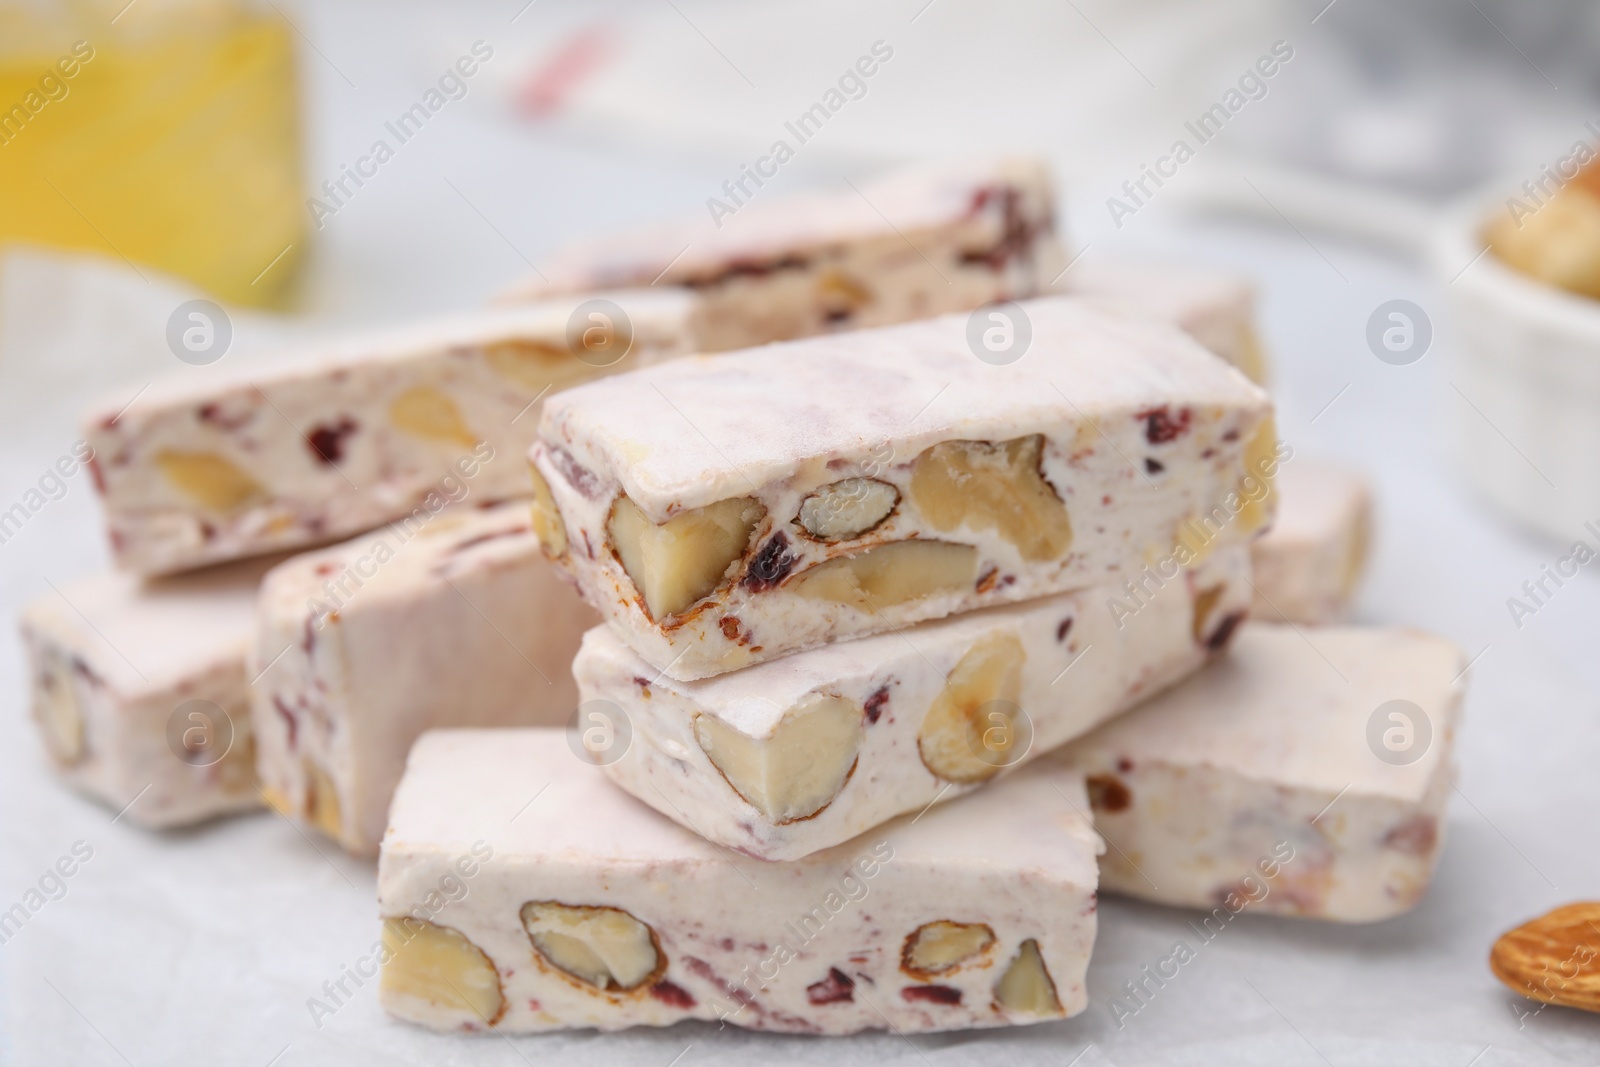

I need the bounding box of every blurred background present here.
[4,1,1600,1063]
[5,0,1600,447]
[4,0,1597,317]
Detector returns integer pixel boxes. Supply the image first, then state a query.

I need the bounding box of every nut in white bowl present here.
[1434,190,1600,541]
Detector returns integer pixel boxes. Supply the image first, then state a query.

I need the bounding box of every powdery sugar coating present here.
[500,158,1064,351]
[250,501,597,856]
[1058,260,1266,382]
[1058,623,1466,922]
[1250,459,1372,624]
[20,559,275,827]
[378,728,1100,1034]
[533,296,1274,679]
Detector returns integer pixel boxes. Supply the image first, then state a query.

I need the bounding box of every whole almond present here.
[1489,902,1600,1014]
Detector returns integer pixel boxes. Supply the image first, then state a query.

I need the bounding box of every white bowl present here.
[1433,193,1600,542]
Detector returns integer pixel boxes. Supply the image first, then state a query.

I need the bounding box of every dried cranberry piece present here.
[743,532,797,592]
[863,685,890,725]
[1087,773,1131,812]
[1137,406,1191,445]
[807,968,855,1005]
[307,418,358,465]
[650,980,696,1008]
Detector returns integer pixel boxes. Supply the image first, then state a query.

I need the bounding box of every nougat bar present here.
[577,546,1250,861]
[1059,623,1464,922]
[531,296,1277,680]
[86,291,695,575]
[20,559,275,827]
[1250,459,1372,624]
[1059,261,1268,382]
[500,158,1064,351]
[251,501,598,856]
[377,729,1099,1034]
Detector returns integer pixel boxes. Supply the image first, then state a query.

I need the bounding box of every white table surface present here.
[2,2,1598,1063]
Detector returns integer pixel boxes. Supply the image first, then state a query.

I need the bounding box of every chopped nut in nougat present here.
[19,560,273,828]
[527,461,568,557]
[155,450,266,514]
[380,918,505,1029]
[902,921,995,978]
[83,292,694,575]
[521,902,661,991]
[1057,260,1268,382]
[34,662,85,766]
[797,478,898,541]
[608,495,764,618]
[484,338,569,392]
[909,435,1071,561]
[917,633,1026,784]
[1057,623,1465,922]
[573,547,1250,860]
[250,501,599,856]
[1233,416,1279,537]
[788,540,978,611]
[306,761,343,840]
[1250,459,1372,624]
[993,939,1063,1016]
[693,694,862,822]
[388,385,478,448]
[378,728,1099,1034]
[533,296,1272,680]
[498,157,1066,351]
[1190,583,1229,645]
[816,269,874,323]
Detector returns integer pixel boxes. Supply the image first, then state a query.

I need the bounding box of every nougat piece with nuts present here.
[378,728,1100,1034]
[1058,260,1268,382]
[1057,623,1465,922]
[531,295,1275,680]
[1250,459,1372,624]
[499,158,1065,351]
[576,546,1250,860]
[19,559,274,828]
[250,501,598,857]
[84,291,694,576]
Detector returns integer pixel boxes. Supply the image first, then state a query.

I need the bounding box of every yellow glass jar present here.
[0,0,306,307]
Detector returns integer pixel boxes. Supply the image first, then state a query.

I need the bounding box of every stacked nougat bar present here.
[21,292,696,829]
[375,295,1279,1034]
[24,154,1322,847]
[499,157,1066,351]
[22,159,1078,846]
[14,152,1434,1044]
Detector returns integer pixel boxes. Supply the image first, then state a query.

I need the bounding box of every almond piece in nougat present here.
[20,559,275,827]
[377,728,1100,1035]
[85,292,695,576]
[250,501,597,856]
[574,546,1251,861]
[530,296,1278,680]
[500,157,1065,351]
[1058,623,1465,922]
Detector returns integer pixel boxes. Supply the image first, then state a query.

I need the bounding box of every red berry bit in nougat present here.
[1137,405,1192,444]
[806,968,855,1005]
[306,418,359,465]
